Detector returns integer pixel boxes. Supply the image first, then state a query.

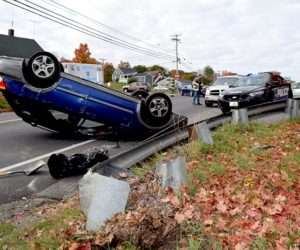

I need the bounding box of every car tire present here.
[144,93,172,127]
[131,90,149,99]
[205,101,213,107]
[23,52,61,89]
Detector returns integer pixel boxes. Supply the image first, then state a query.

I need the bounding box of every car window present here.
[234,75,269,87]
[213,77,239,86]
[292,82,300,89]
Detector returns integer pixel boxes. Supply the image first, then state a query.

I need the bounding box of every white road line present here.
[0,118,22,124]
[0,139,96,172]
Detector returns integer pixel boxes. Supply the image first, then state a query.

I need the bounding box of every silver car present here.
[291,82,300,98]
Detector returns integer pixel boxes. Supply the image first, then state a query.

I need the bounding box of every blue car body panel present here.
[2,73,155,132]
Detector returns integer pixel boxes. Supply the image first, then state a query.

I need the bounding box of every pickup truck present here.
[0,52,180,136]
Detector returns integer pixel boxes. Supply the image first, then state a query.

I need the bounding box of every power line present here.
[23,0,175,59]
[3,0,176,60]
[43,0,174,53]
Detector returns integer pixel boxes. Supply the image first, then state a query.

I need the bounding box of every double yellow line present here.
[0,118,22,124]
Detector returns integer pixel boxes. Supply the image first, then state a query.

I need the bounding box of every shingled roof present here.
[119,67,137,75]
[0,34,43,58]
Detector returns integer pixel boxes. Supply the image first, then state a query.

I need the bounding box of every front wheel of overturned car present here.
[143,93,172,127]
[23,52,61,89]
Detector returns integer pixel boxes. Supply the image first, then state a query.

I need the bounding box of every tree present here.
[72,43,97,64]
[203,65,215,80]
[150,65,166,75]
[60,57,71,63]
[133,65,147,73]
[221,70,237,76]
[103,63,114,83]
[118,60,131,68]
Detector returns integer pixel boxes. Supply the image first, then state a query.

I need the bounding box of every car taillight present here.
[0,78,6,90]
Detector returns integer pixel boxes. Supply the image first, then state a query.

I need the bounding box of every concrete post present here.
[285,98,293,114]
[291,99,300,119]
[194,121,214,144]
[231,109,249,125]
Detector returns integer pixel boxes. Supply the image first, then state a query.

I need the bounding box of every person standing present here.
[192,74,203,105]
[169,78,175,97]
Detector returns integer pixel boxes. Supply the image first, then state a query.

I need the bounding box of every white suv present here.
[204,76,242,107]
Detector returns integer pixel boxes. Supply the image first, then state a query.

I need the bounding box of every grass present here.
[0,93,10,109]
[0,207,83,249]
[104,81,126,91]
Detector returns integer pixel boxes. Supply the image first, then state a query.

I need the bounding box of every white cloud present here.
[0,0,300,80]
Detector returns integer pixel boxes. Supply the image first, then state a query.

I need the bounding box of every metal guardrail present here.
[92,98,298,173]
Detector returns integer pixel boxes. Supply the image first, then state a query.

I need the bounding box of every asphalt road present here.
[0,95,221,205]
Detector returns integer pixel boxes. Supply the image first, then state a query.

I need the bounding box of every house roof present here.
[119,67,137,75]
[0,34,44,58]
[134,72,148,77]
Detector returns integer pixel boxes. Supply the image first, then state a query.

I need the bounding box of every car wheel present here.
[23,52,61,88]
[144,93,172,126]
[205,101,213,107]
[123,88,128,93]
[131,90,149,99]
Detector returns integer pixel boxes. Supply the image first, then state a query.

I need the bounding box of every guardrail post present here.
[285,98,293,114]
[194,121,214,144]
[290,99,300,119]
[231,109,249,125]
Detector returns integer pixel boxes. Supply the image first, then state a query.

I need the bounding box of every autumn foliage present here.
[72,43,98,64]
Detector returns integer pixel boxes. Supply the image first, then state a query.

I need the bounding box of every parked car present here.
[218,72,292,113]
[180,84,206,97]
[0,52,175,136]
[122,82,150,93]
[291,82,300,98]
[153,85,169,92]
[205,75,242,107]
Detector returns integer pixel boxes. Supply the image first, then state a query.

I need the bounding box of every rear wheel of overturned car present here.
[144,93,172,127]
[131,90,149,100]
[23,52,61,89]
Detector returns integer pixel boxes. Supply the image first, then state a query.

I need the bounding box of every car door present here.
[272,76,289,101]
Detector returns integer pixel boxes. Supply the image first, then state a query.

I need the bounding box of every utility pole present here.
[171,34,181,76]
[29,20,40,38]
[98,58,106,84]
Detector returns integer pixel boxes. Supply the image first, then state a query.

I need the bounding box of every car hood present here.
[222,85,264,95]
[208,85,230,91]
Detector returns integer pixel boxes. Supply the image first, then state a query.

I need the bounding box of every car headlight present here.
[205,89,210,95]
[249,91,264,97]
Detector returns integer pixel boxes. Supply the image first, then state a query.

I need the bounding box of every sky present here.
[0,0,300,80]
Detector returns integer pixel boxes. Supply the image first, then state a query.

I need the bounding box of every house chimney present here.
[8,29,14,36]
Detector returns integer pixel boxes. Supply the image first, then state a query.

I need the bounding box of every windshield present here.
[292,82,300,89]
[234,75,270,87]
[212,77,239,86]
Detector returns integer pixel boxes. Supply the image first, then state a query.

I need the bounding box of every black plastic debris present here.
[48,147,109,179]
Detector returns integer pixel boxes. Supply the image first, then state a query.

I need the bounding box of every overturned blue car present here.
[0,51,181,136]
